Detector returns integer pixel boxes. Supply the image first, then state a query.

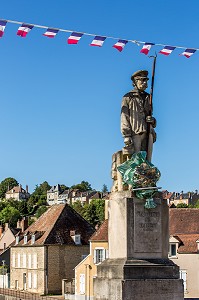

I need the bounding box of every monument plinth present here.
[93,192,184,300]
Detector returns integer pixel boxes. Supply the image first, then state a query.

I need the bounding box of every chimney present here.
[26,185,29,193]
[4,223,9,231]
[21,217,28,232]
[17,219,21,229]
[19,184,22,192]
[0,225,3,237]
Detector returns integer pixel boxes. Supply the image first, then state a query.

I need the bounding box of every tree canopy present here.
[71,181,92,192]
[0,177,19,199]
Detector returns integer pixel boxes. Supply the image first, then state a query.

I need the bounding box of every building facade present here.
[74,220,108,300]
[10,204,95,294]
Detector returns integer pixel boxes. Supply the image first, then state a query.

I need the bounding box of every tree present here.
[35,206,48,219]
[27,181,51,213]
[71,181,92,192]
[102,184,108,193]
[72,201,85,216]
[83,199,105,227]
[0,206,21,227]
[0,177,19,199]
[60,184,69,192]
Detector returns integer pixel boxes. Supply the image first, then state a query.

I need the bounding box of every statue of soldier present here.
[121,70,156,161]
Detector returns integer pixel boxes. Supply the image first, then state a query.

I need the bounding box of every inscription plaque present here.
[134,200,162,253]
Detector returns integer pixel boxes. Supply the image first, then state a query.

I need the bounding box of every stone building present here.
[10,204,95,294]
[169,208,199,299]
[5,185,30,201]
[74,219,108,300]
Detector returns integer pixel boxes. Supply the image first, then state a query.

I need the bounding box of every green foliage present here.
[71,199,105,227]
[60,184,69,192]
[71,181,92,192]
[102,184,108,193]
[0,206,21,227]
[35,206,48,219]
[176,203,188,208]
[27,181,51,213]
[0,177,19,199]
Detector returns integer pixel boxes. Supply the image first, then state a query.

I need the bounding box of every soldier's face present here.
[135,78,148,91]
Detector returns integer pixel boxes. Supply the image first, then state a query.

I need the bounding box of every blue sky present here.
[1,0,199,193]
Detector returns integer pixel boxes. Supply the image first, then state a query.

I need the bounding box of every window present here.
[28,272,32,289]
[74,235,81,245]
[79,274,85,294]
[180,270,187,291]
[94,248,105,264]
[31,235,35,245]
[28,254,32,269]
[32,254,37,269]
[23,254,26,268]
[17,253,21,268]
[12,253,16,268]
[169,243,177,257]
[24,236,28,244]
[15,236,19,245]
[33,273,37,289]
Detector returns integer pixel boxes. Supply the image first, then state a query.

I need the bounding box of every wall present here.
[171,253,199,298]
[10,246,45,294]
[47,245,90,294]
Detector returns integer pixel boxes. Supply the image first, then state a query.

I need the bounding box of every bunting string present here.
[0,18,199,58]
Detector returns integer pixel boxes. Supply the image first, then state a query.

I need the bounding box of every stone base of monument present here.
[93,192,184,300]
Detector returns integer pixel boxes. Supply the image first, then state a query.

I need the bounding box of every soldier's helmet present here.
[131,70,149,81]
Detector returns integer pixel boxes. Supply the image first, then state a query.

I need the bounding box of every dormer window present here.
[70,230,81,245]
[74,234,81,245]
[31,234,35,245]
[169,243,177,257]
[24,235,28,244]
[15,236,19,245]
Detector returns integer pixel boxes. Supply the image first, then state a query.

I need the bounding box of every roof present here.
[90,219,108,242]
[169,208,199,254]
[6,185,27,194]
[14,204,95,246]
[169,208,199,235]
[173,234,199,253]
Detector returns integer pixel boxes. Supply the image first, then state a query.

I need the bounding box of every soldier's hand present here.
[146,116,156,127]
[124,137,133,146]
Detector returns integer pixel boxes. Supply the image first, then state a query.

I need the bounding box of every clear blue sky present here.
[1,0,199,193]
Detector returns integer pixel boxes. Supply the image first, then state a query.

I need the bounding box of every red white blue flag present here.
[159,45,176,56]
[0,20,7,37]
[68,32,83,44]
[43,28,59,38]
[113,40,128,52]
[180,48,196,58]
[90,36,106,47]
[140,42,154,55]
[17,24,34,37]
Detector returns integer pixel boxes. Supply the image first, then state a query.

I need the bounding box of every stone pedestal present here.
[93,192,184,300]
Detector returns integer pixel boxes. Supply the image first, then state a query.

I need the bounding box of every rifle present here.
[146,54,157,162]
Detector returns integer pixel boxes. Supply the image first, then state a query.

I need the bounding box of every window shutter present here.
[28,273,32,289]
[93,249,97,264]
[105,249,109,259]
[102,249,105,261]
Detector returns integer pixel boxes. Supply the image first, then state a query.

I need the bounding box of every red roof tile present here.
[90,219,108,242]
[169,208,199,235]
[14,204,95,246]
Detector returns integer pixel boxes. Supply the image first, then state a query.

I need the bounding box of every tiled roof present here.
[14,204,95,246]
[90,219,108,242]
[169,208,199,254]
[175,234,199,253]
[6,186,27,194]
[169,208,199,235]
